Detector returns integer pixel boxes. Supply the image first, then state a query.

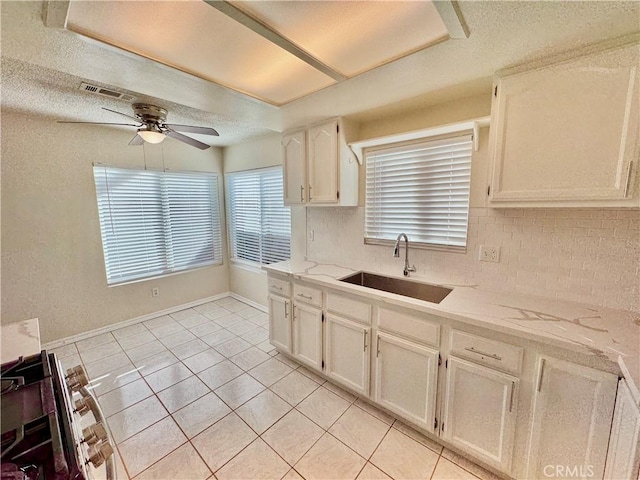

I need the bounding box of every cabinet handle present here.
[624,161,634,198]
[376,336,381,357]
[271,284,283,291]
[297,293,313,300]
[363,331,368,352]
[308,184,312,200]
[464,346,502,361]
[284,301,289,318]
[537,359,546,392]
[509,381,515,413]
[292,305,296,321]
[300,185,304,202]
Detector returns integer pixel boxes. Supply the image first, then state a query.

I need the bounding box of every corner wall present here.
[223,134,305,308]
[1,111,229,343]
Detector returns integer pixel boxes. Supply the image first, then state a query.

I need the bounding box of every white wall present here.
[1,111,229,343]
[305,96,640,312]
[223,134,305,308]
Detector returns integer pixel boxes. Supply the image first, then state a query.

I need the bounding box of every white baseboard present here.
[42,292,231,350]
[228,292,268,313]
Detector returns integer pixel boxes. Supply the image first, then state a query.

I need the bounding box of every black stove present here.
[1,352,114,480]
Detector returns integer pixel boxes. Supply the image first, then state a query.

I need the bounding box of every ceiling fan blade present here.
[57,121,140,126]
[129,134,144,146]
[165,130,210,150]
[163,124,219,136]
[102,107,140,122]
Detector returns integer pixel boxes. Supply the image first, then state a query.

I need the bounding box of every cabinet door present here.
[282,131,307,205]
[604,379,640,480]
[292,302,323,370]
[442,357,518,473]
[374,332,438,432]
[307,121,338,204]
[325,314,370,396]
[268,295,291,353]
[489,43,639,204]
[526,356,618,480]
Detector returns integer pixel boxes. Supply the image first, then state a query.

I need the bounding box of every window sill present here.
[364,238,467,254]
[230,259,268,274]
[107,261,223,287]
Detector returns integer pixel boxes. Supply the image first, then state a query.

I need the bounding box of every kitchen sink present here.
[339,271,453,304]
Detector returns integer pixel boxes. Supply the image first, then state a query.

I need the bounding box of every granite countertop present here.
[264,260,640,404]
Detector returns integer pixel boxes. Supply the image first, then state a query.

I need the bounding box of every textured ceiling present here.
[1,1,639,145]
[1,57,276,147]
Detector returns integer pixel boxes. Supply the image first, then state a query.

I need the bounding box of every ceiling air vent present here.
[79,82,135,102]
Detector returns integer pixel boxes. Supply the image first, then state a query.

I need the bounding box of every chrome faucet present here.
[393,233,416,277]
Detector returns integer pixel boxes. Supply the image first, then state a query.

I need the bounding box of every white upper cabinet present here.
[282,130,307,205]
[525,356,618,480]
[281,118,359,207]
[488,41,639,207]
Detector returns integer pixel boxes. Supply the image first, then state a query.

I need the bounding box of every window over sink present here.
[364,133,472,251]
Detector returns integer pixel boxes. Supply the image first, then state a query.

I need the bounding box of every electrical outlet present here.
[152,287,159,297]
[479,245,500,263]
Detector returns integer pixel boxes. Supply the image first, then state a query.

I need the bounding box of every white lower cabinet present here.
[604,379,640,480]
[374,331,439,433]
[291,301,323,370]
[526,356,618,480]
[441,357,518,473]
[268,294,290,353]
[324,314,370,396]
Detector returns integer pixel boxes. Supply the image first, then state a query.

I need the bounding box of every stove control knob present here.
[87,441,114,468]
[74,396,96,416]
[66,365,89,392]
[82,422,108,445]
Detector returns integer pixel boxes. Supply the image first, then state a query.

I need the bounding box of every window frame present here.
[225,165,291,268]
[93,165,224,286]
[363,132,473,253]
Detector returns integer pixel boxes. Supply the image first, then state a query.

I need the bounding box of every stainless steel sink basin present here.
[339,271,453,304]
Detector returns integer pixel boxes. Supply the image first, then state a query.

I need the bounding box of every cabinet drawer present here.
[293,283,322,307]
[450,330,523,375]
[268,277,291,297]
[377,308,440,347]
[326,292,371,324]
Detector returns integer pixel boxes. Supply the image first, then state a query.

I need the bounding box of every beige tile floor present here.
[52,297,502,480]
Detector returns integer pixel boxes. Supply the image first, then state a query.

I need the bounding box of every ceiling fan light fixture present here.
[137,128,165,144]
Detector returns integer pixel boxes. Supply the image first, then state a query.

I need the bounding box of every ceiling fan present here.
[58,103,219,150]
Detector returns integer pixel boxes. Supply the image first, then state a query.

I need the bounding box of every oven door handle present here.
[79,387,117,480]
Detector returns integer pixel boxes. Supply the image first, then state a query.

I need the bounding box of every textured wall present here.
[1,111,229,343]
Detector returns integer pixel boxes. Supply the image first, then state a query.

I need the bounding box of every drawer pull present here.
[271,284,283,291]
[284,301,289,318]
[300,185,304,202]
[464,346,502,361]
[297,293,313,300]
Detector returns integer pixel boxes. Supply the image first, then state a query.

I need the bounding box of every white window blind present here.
[94,166,222,285]
[226,167,291,265]
[365,134,472,250]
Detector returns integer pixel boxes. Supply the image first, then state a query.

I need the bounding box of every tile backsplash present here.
[306,207,640,312]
